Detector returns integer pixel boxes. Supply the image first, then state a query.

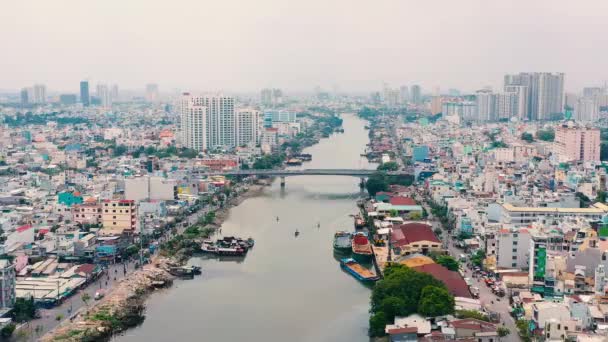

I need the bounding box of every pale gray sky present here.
[1,0,607,94]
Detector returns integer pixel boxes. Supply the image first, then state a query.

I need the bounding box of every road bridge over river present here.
[192,168,414,187]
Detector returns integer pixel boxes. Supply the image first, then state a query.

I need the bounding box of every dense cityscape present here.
[1,72,608,341]
[3,1,608,342]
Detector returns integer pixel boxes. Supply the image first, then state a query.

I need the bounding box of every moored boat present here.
[340,258,379,282]
[286,158,303,166]
[333,231,352,253]
[354,215,366,229]
[352,232,373,262]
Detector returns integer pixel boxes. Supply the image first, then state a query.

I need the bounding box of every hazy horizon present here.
[2,0,607,94]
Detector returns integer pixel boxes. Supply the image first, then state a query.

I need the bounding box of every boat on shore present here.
[169,266,200,278]
[354,215,366,229]
[352,232,373,263]
[286,158,303,166]
[340,258,379,282]
[333,231,352,253]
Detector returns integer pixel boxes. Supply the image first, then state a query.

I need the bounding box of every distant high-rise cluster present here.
[261,88,283,107]
[503,72,564,121]
[20,84,46,105]
[180,93,237,151]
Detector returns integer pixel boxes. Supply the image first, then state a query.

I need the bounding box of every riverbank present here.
[41,257,175,342]
[41,182,268,342]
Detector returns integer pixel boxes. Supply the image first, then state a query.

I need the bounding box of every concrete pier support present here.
[280,176,286,188]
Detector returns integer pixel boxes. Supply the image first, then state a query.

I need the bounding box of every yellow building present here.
[101,200,137,233]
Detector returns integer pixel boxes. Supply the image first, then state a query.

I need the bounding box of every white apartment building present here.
[501,203,607,225]
[124,176,177,202]
[96,84,113,108]
[496,228,531,269]
[180,94,207,151]
[475,90,495,122]
[180,93,236,151]
[574,97,599,122]
[236,109,261,146]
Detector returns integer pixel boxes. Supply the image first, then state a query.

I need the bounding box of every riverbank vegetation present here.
[369,264,455,337]
[365,172,415,196]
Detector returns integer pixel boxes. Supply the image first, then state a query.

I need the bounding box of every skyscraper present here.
[180,93,207,151]
[236,109,261,146]
[146,84,159,103]
[504,85,529,119]
[96,84,112,108]
[180,93,236,151]
[20,88,28,106]
[495,92,518,120]
[260,88,282,107]
[32,84,46,104]
[475,89,495,122]
[410,85,422,105]
[261,88,272,106]
[504,72,564,120]
[111,84,119,102]
[80,81,90,106]
[399,86,409,104]
[574,97,599,122]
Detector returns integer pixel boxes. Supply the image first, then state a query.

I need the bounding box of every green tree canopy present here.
[520,132,534,143]
[369,264,454,336]
[435,255,460,271]
[417,286,455,317]
[536,128,555,142]
[377,161,399,171]
[365,174,388,196]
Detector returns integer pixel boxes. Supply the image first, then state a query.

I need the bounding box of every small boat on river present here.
[340,258,379,282]
[352,232,373,262]
[200,236,253,257]
[333,231,352,253]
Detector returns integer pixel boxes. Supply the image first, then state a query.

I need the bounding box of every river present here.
[114,113,377,342]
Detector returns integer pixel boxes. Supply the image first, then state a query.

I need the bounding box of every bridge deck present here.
[192,168,413,177]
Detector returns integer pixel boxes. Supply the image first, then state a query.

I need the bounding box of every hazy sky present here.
[1,0,607,94]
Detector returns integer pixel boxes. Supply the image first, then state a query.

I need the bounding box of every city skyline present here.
[1,0,608,93]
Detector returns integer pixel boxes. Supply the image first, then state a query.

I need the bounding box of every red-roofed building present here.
[390,196,417,206]
[412,263,472,298]
[16,225,33,233]
[386,327,418,341]
[392,223,442,256]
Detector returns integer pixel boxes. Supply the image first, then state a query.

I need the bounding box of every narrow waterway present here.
[114,114,377,342]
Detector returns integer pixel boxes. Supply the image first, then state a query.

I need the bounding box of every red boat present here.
[352,232,373,262]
